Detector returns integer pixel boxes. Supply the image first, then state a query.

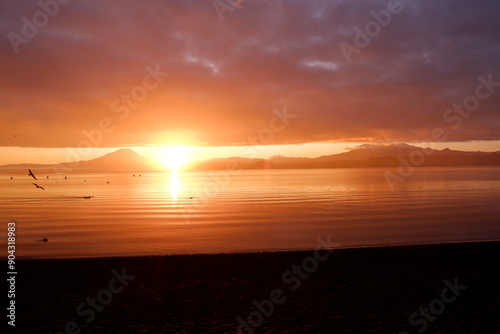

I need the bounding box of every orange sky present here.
[0,0,499,165]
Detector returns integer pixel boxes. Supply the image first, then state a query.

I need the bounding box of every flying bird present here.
[28,169,37,180]
[32,183,45,190]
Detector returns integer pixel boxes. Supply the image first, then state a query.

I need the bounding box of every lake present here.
[1,167,499,258]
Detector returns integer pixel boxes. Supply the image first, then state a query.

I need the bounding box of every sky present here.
[1,0,500,166]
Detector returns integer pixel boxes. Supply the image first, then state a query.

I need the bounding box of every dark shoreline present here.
[4,241,500,333]
[15,238,500,261]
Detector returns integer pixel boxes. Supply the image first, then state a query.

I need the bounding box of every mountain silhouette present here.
[186,144,500,170]
[2,144,500,173]
[0,149,164,173]
[73,149,164,172]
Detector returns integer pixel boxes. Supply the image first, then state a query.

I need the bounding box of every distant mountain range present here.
[0,149,164,173]
[1,144,500,173]
[186,143,500,171]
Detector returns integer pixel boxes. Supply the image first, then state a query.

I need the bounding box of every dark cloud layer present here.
[1,0,499,148]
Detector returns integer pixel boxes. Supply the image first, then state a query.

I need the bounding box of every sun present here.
[159,147,190,170]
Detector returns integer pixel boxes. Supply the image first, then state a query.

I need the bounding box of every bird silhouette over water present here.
[28,169,37,180]
[42,237,48,242]
[32,183,45,190]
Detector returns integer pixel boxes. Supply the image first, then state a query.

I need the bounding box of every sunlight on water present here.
[0,167,499,258]
[169,170,180,201]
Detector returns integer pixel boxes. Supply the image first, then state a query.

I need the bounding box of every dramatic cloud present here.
[1,0,499,148]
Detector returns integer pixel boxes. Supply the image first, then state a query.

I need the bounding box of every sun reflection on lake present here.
[170,169,180,200]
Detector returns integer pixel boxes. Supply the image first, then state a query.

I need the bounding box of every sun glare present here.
[159,147,190,170]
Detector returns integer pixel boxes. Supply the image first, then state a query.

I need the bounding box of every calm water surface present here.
[1,167,499,258]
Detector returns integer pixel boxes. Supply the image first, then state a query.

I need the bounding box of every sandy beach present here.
[3,241,499,333]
